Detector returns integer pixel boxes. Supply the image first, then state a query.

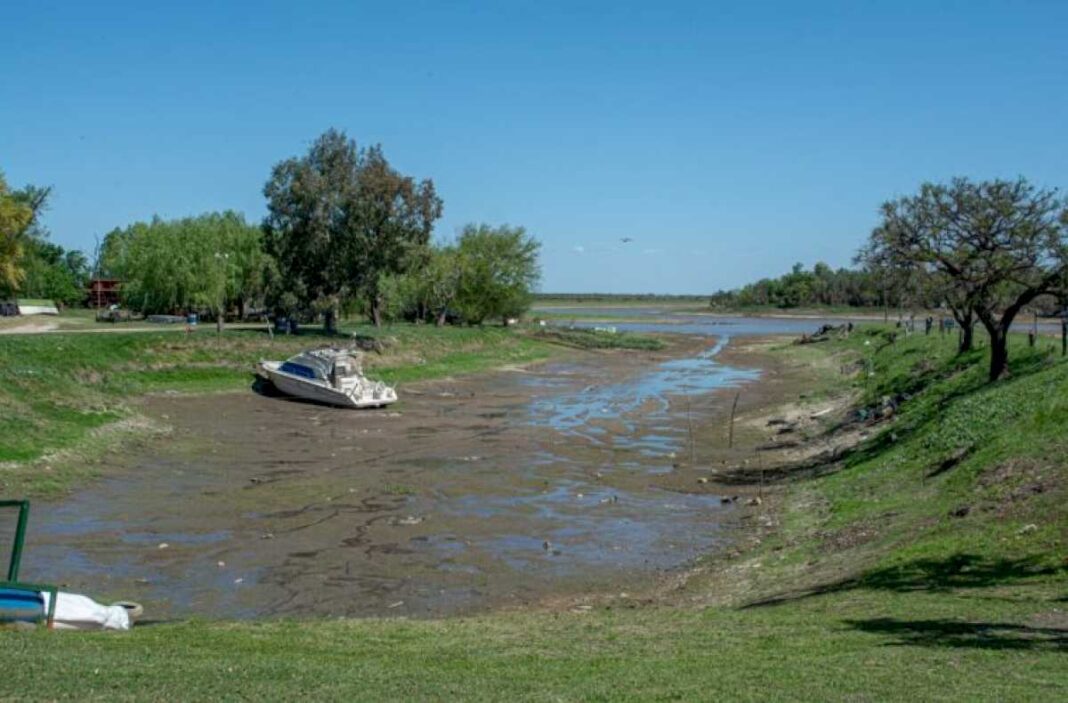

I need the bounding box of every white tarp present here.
[41,591,132,630]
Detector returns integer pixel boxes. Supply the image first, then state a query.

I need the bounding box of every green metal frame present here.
[1,500,57,628]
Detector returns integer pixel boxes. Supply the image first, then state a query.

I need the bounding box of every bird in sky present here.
[620,237,633,243]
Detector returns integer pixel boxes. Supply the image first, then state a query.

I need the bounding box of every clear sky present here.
[3,1,1066,294]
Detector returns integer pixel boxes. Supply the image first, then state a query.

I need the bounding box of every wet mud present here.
[20,335,764,619]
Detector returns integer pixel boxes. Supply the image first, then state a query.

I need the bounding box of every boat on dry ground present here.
[258,349,398,408]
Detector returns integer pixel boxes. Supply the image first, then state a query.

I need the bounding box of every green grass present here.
[529,327,666,351]
[0,324,556,495]
[1,323,1066,700]
[0,590,1063,701]
[713,326,1068,610]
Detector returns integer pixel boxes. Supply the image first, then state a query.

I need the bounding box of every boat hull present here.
[259,362,396,408]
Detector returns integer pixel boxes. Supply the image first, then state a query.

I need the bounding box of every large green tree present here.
[870,177,1068,380]
[19,240,90,306]
[454,224,541,325]
[263,129,442,330]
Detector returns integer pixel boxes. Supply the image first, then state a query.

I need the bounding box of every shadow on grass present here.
[746,554,1066,608]
[846,617,1067,652]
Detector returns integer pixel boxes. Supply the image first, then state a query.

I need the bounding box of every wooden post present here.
[1061,318,1066,357]
[728,391,740,449]
[685,391,696,466]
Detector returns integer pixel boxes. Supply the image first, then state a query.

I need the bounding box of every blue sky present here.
[3,1,1066,293]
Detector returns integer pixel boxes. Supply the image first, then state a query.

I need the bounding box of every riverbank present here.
[2,325,1066,700]
[0,324,666,497]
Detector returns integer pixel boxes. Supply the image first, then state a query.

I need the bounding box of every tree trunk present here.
[950,307,975,353]
[988,327,1009,381]
[216,310,224,335]
[371,297,382,328]
[958,321,974,353]
[435,309,447,327]
[323,307,337,335]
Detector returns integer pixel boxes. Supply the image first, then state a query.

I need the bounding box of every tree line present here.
[709,262,904,310]
[1,130,541,328]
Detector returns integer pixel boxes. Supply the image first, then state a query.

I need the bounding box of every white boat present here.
[258,348,397,408]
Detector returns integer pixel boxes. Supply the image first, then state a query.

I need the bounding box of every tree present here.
[106,211,268,330]
[423,246,463,326]
[263,129,442,330]
[19,240,87,306]
[454,224,540,325]
[0,172,51,295]
[872,178,1068,380]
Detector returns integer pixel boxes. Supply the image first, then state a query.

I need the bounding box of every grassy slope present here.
[0,324,553,495]
[1,326,1066,700]
[732,327,1067,609]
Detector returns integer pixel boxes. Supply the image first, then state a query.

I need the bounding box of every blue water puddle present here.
[526,336,759,457]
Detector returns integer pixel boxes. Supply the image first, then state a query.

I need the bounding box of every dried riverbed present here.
[19,334,770,620]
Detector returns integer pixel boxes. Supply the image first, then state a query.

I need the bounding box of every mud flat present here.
[18,333,798,620]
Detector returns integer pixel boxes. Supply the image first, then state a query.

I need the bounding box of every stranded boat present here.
[258,348,398,408]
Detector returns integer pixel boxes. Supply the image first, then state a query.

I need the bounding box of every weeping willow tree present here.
[101,211,269,330]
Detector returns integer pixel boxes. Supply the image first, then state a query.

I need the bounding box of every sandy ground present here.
[0,318,59,334]
[18,334,821,620]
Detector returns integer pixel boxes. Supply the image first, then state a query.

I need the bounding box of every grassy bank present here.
[530,327,665,350]
[2,325,1066,700]
[702,326,1067,611]
[0,325,552,495]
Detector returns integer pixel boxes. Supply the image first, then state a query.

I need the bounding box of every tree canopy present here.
[866,177,1068,380]
[263,129,442,329]
[372,225,541,326]
[101,211,267,326]
[454,224,541,325]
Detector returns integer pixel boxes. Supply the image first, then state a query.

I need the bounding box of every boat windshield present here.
[280,349,362,381]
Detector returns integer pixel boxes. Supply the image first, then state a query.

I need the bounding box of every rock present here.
[746,496,763,506]
[158,543,169,550]
[697,477,709,484]
[1018,523,1038,535]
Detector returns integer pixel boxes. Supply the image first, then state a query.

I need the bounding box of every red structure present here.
[86,279,122,308]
